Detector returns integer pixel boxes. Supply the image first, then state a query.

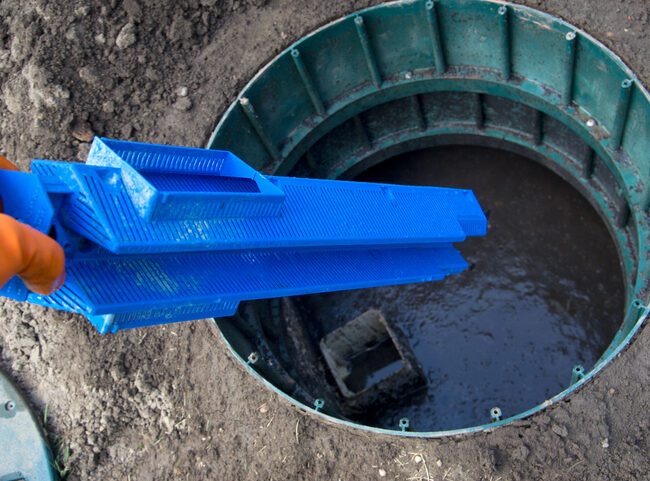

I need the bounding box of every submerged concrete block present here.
[320,309,425,411]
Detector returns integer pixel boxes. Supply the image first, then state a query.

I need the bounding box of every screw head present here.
[490,406,502,420]
[4,400,16,412]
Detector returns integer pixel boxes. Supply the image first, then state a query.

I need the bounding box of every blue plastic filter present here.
[0,138,486,333]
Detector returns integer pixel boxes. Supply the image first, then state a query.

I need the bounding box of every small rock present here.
[177,86,189,97]
[29,345,41,363]
[378,468,386,477]
[159,413,174,433]
[102,100,115,113]
[116,23,137,49]
[121,123,134,138]
[75,5,90,17]
[259,403,269,414]
[602,438,609,448]
[65,24,84,42]
[436,459,442,468]
[0,49,11,72]
[109,366,122,383]
[173,96,192,111]
[413,455,422,464]
[552,423,569,438]
[79,66,100,85]
[95,32,106,45]
[70,120,95,143]
[145,67,161,81]
[23,63,70,109]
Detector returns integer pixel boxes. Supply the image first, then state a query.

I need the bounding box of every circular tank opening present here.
[208,0,649,436]
[292,144,624,431]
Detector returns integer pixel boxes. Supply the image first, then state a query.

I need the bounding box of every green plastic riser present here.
[209,0,649,436]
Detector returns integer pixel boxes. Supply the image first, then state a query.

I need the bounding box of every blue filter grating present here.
[0,138,487,333]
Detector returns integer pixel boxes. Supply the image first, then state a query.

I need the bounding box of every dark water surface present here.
[294,146,625,431]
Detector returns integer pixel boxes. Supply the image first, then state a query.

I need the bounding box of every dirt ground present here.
[0,0,648,480]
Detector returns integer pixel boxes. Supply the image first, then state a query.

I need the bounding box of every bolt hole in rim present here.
[208,0,649,437]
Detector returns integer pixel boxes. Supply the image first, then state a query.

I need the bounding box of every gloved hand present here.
[0,154,65,295]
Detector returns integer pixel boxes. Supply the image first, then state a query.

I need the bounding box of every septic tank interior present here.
[290,145,625,431]
[210,0,648,436]
[0,0,648,479]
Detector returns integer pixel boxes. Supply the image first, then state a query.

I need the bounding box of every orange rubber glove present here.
[0,154,65,295]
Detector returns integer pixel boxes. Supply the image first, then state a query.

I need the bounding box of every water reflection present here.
[295,146,624,431]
